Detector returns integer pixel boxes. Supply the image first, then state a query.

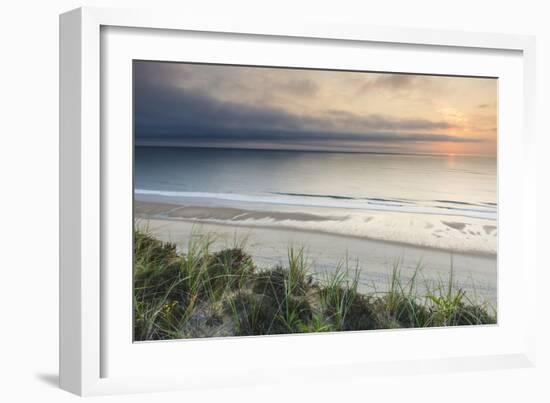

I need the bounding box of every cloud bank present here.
[134,61,496,154]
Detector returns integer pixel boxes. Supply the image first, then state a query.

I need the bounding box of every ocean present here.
[134,146,497,255]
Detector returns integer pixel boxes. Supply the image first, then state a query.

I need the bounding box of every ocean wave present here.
[135,189,497,220]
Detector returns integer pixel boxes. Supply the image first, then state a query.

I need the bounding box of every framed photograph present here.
[60,7,537,396]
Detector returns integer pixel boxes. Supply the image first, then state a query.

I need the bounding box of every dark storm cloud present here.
[134,81,322,137]
[134,65,479,150]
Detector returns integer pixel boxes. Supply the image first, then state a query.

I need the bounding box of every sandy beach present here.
[135,200,497,305]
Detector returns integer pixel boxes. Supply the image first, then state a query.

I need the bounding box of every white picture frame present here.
[59,6,537,396]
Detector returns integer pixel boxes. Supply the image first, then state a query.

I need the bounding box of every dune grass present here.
[133,228,496,341]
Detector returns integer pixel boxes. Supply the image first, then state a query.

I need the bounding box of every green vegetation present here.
[134,228,496,341]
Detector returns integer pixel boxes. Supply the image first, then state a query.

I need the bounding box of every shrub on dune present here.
[133,228,496,341]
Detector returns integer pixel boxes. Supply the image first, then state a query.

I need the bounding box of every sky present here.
[134,61,497,156]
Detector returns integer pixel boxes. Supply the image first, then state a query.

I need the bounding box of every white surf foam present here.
[135,189,497,221]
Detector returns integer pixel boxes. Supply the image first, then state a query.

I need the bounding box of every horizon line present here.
[134,143,496,158]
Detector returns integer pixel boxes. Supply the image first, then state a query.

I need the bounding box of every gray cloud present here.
[325,110,453,131]
[356,74,419,95]
[372,74,416,89]
[278,78,319,96]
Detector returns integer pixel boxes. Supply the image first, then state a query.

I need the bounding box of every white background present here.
[1,0,548,401]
